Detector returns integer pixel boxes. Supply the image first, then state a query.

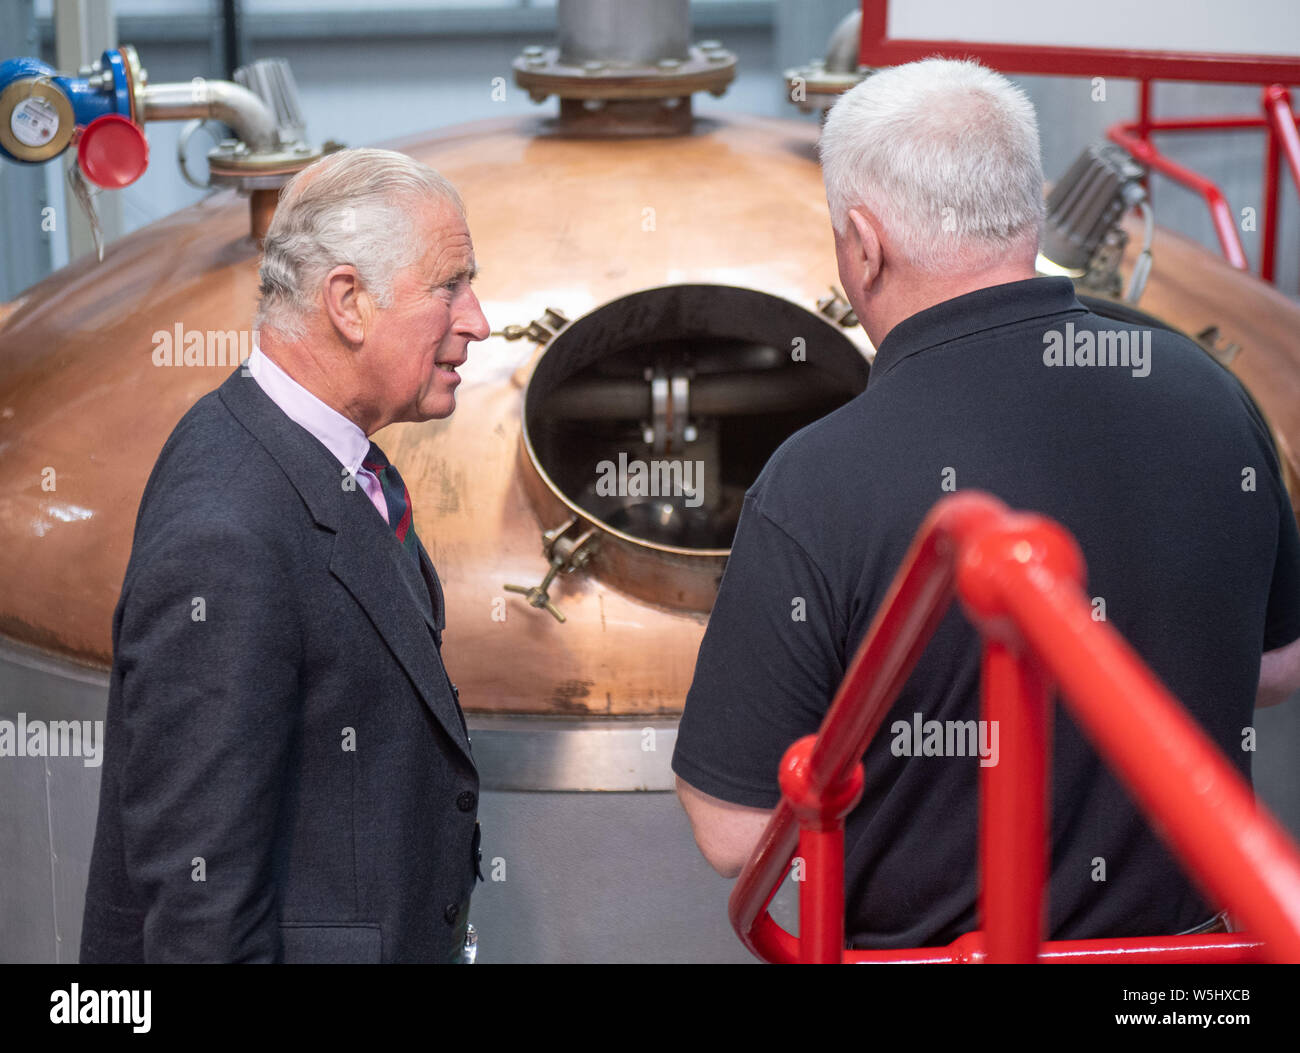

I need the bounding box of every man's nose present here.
[461,290,491,342]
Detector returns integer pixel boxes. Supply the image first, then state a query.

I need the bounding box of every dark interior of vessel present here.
[524,284,869,549]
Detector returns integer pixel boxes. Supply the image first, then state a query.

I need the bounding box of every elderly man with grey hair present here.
[674,58,1300,950]
[81,148,491,963]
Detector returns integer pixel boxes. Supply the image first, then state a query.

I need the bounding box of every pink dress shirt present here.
[245,344,390,524]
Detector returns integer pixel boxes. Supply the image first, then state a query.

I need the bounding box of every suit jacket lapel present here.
[416,536,446,642]
[328,493,472,761]
[217,367,474,766]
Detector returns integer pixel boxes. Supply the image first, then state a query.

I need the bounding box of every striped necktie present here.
[362,440,420,566]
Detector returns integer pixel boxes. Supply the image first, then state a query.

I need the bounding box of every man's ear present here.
[322,265,368,345]
[847,207,883,292]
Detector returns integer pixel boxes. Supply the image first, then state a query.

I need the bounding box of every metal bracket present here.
[504,515,599,622]
[1079,227,1129,299]
[817,286,858,327]
[493,306,570,347]
[1195,324,1242,367]
[641,366,696,454]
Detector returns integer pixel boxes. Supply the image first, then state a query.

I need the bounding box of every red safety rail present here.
[855,0,1300,286]
[1107,84,1300,282]
[729,492,1300,964]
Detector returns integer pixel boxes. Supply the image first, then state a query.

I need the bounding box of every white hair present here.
[819,57,1045,273]
[255,147,465,340]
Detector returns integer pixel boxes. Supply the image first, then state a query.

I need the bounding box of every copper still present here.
[4,116,1299,713]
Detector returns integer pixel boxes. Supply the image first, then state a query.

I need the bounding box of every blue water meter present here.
[0,46,141,165]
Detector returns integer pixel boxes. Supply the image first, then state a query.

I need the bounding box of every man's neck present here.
[258,332,377,434]
[865,261,1039,350]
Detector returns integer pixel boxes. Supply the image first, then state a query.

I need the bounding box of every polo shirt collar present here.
[866,276,1087,386]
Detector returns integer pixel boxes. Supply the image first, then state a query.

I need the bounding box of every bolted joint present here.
[778,735,865,829]
[955,515,1085,639]
[1262,83,1293,109]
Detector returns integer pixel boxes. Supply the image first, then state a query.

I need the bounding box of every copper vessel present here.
[2,111,1299,720]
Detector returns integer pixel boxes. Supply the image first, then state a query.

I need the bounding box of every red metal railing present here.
[729,492,1300,964]
[1107,84,1300,283]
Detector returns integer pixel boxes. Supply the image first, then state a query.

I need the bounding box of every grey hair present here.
[819,57,1045,273]
[254,147,466,340]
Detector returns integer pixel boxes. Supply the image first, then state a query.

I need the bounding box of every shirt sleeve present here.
[1264,487,1300,651]
[1238,381,1300,652]
[672,492,846,808]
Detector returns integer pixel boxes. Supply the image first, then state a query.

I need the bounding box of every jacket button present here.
[457,790,477,813]
[444,902,460,925]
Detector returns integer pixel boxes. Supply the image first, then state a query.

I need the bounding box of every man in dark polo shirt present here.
[672,57,1300,948]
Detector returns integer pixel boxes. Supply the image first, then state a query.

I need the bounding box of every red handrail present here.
[1104,83,1300,285]
[1106,119,1250,271]
[1111,91,1300,276]
[728,491,1300,964]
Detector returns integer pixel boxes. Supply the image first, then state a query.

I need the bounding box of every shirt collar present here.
[246,341,372,476]
[867,276,1087,387]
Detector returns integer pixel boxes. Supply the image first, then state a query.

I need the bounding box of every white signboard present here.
[888,0,1300,58]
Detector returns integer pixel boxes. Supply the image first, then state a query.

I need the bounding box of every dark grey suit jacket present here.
[80,365,481,963]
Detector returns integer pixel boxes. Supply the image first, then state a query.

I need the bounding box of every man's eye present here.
[436,274,475,295]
